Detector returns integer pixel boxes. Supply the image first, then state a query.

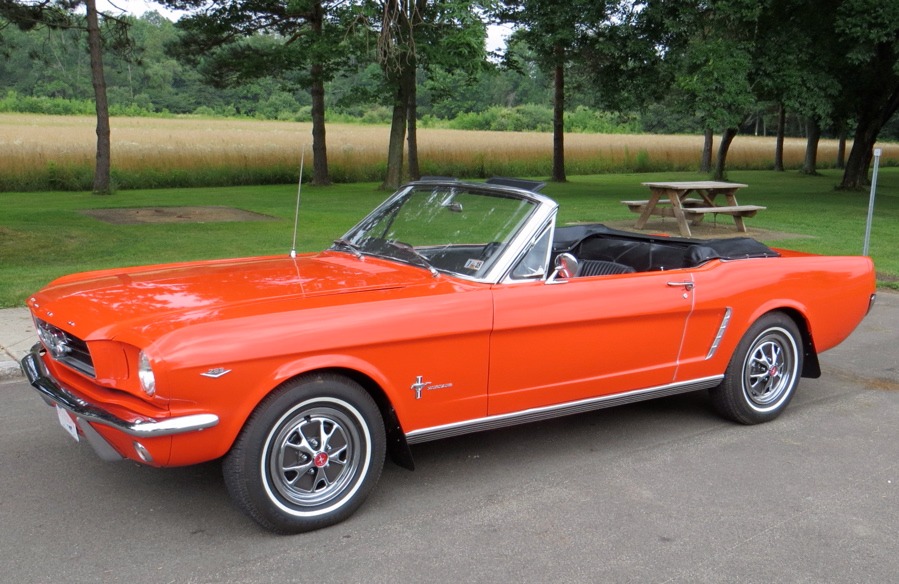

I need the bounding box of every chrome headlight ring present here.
[35,319,71,360]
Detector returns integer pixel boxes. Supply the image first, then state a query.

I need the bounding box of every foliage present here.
[440,104,641,133]
[753,0,842,127]
[832,0,899,187]
[3,5,896,143]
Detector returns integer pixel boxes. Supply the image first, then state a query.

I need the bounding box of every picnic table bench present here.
[622,181,765,237]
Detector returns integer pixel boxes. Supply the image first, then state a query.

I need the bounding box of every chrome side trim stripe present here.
[405,375,724,445]
[706,307,732,360]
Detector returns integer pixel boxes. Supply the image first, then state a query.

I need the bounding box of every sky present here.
[98,0,178,19]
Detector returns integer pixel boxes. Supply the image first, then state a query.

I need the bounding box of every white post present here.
[863,148,881,256]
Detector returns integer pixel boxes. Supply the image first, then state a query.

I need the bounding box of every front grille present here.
[34,319,96,377]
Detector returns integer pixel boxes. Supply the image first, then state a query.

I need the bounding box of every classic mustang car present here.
[21,178,875,533]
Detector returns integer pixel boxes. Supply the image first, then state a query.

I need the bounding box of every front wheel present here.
[710,313,803,425]
[223,373,386,534]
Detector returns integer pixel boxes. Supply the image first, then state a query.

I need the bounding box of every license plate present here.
[55,405,79,442]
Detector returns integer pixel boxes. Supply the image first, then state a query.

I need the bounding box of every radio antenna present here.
[290,146,306,258]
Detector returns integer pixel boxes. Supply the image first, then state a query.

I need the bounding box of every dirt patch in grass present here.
[601,219,812,241]
[82,206,279,225]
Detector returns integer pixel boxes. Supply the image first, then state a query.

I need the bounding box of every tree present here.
[376,0,421,188]
[1,0,130,193]
[374,0,486,189]
[753,0,842,176]
[665,1,765,179]
[609,1,764,178]
[678,36,756,179]
[834,0,899,189]
[497,0,620,183]
[164,0,356,186]
[752,0,899,185]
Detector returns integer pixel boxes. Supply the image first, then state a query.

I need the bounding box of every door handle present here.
[667,281,695,291]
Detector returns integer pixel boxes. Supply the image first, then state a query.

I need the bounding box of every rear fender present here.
[731,296,818,378]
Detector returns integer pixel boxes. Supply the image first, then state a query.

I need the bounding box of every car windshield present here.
[336,184,539,280]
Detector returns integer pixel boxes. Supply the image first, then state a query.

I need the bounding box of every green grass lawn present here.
[1,169,896,308]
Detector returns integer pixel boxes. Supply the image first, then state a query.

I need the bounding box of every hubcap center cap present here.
[313,452,329,468]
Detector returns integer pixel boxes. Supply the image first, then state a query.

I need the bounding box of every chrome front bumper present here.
[21,344,219,460]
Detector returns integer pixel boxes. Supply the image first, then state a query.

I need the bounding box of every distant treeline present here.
[2,11,878,140]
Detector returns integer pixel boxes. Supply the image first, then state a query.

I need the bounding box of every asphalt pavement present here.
[1,293,896,583]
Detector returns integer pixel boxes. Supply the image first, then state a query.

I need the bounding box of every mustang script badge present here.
[410,376,453,399]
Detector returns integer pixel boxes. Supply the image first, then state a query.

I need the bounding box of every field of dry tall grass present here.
[1,113,896,190]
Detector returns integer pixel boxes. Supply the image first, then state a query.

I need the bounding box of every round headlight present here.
[138,351,156,397]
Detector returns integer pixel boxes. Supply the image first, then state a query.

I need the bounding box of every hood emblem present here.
[201,368,232,379]
[410,376,453,400]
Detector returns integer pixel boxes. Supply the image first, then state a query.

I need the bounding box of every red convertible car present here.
[21,178,876,533]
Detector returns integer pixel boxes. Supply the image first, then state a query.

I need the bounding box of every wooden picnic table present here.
[621,181,764,237]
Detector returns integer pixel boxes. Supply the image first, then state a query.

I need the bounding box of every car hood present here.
[28,252,438,343]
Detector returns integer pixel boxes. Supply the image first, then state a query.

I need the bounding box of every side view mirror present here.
[548,253,578,283]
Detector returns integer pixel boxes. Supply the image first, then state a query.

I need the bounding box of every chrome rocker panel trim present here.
[405,375,724,445]
[21,345,220,439]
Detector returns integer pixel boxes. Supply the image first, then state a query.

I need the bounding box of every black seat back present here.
[576,260,636,277]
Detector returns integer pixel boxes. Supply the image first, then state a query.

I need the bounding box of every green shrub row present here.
[424,105,641,134]
[0,91,642,134]
[0,91,164,117]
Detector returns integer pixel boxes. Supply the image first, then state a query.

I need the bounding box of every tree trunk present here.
[840,121,880,189]
[700,128,713,173]
[406,82,420,181]
[382,88,407,190]
[85,0,111,194]
[836,128,846,170]
[713,128,738,181]
[309,73,330,186]
[382,63,416,190]
[404,0,424,181]
[774,104,785,172]
[801,118,820,175]
[551,43,566,183]
[308,3,330,186]
[840,87,899,189]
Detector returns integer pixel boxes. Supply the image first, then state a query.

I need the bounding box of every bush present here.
[256,91,302,121]
[360,106,393,125]
[0,91,94,115]
[565,107,641,134]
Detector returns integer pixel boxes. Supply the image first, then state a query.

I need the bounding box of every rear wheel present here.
[710,313,803,424]
[223,373,386,533]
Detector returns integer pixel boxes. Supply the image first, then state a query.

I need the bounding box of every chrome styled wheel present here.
[264,399,367,513]
[741,328,797,411]
[711,313,804,424]
[224,374,386,534]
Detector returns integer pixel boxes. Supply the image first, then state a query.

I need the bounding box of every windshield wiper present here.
[386,241,439,277]
[332,238,364,259]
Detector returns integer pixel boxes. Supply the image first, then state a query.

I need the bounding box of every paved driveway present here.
[1,294,896,584]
